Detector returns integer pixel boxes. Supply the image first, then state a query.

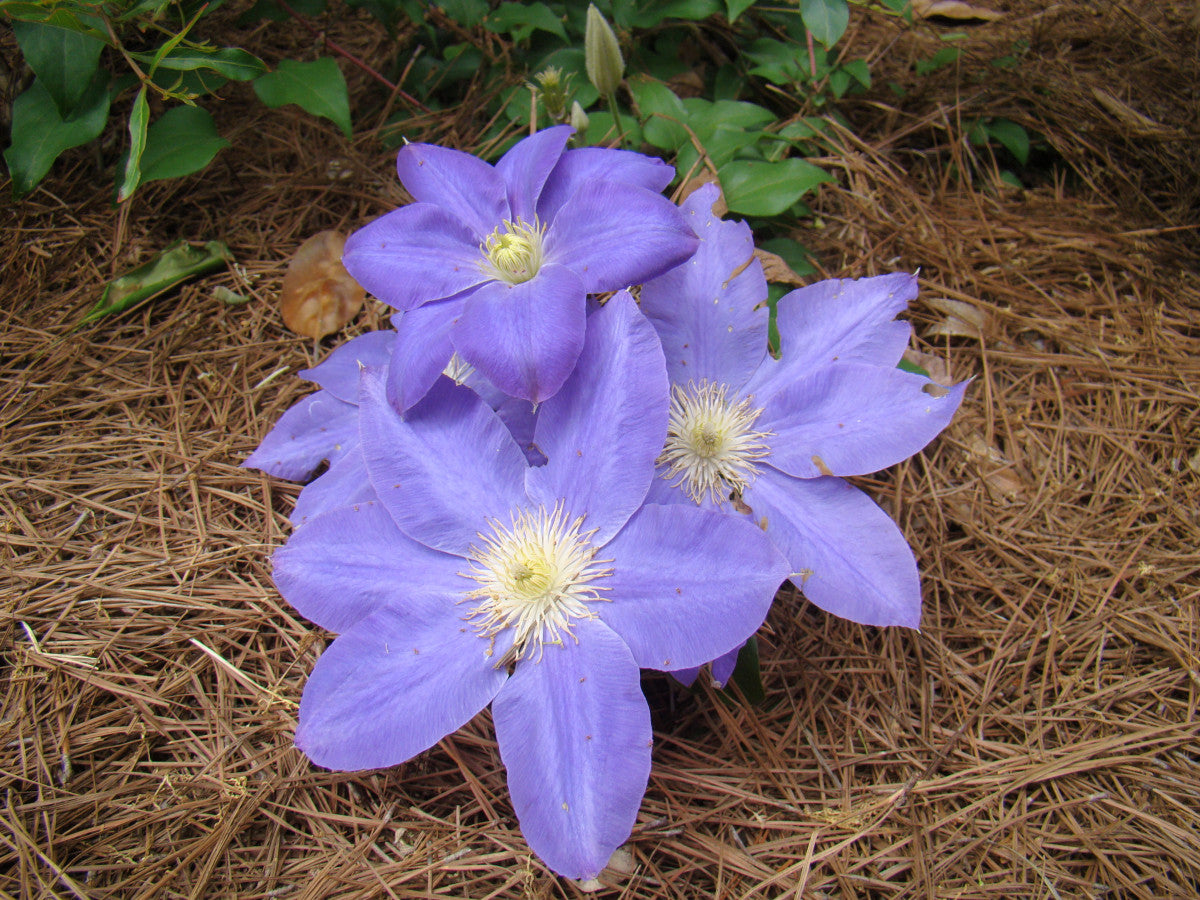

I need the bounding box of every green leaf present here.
[130,46,267,81]
[4,74,111,197]
[729,637,766,705]
[986,118,1030,165]
[799,0,849,49]
[436,0,488,26]
[626,0,721,27]
[485,2,567,42]
[139,106,230,184]
[11,19,107,117]
[719,157,833,216]
[758,236,816,279]
[896,357,931,378]
[725,0,756,21]
[915,46,960,75]
[80,241,233,326]
[628,76,688,151]
[117,86,149,202]
[253,58,352,138]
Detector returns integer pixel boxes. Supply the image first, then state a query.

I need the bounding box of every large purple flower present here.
[342,126,699,405]
[271,293,788,879]
[640,185,966,672]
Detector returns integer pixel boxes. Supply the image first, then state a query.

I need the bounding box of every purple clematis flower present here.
[638,185,967,683]
[271,292,787,879]
[243,330,394,525]
[342,125,699,405]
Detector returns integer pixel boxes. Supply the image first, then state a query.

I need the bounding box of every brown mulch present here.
[3,1,1199,897]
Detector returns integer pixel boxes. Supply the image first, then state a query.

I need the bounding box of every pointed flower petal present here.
[291,441,375,527]
[598,504,787,670]
[640,184,768,388]
[743,471,921,628]
[538,147,674,223]
[243,391,358,480]
[395,141,507,237]
[544,182,698,293]
[526,292,668,545]
[452,265,586,403]
[496,126,572,224]
[359,371,528,555]
[299,330,396,403]
[747,273,916,397]
[387,298,461,413]
[273,500,466,633]
[342,203,487,311]
[492,618,650,880]
[761,363,967,478]
[296,606,508,770]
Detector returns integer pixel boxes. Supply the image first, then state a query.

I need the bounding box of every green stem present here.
[605,91,627,148]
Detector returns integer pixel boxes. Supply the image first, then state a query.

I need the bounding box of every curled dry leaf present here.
[925,297,988,340]
[754,248,807,286]
[965,433,1026,501]
[280,230,365,340]
[911,0,1003,22]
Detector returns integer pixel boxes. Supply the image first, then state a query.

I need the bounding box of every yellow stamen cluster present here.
[481,219,546,285]
[658,380,772,505]
[464,504,611,663]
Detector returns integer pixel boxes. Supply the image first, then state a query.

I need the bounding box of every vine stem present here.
[273,0,431,113]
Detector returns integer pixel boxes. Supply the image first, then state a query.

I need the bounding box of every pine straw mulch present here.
[3,1,1200,897]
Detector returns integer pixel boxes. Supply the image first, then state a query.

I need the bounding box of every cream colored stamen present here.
[464,504,611,663]
[658,380,772,505]
[481,219,546,284]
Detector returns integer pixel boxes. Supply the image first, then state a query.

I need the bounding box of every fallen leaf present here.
[965,433,1026,500]
[925,297,988,340]
[80,240,232,326]
[902,348,955,385]
[911,0,1003,22]
[754,248,806,285]
[1090,88,1177,138]
[280,231,365,340]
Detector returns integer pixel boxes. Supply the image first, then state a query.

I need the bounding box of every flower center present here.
[443,352,475,385]
[658,380,772,505]
[464,504,611,663]
[481,219,546,285]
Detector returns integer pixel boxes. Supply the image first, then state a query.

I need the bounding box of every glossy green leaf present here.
[627,0,721,27]
[897,357,931,378]
[80,241,233,326]
[986,118,1030,165]
[117,87,150,202]
[130,46,267,81]
[4,74,111,197]
[628,76,688,151]
[139,106,230,184]
[719,157,834,216]
[436,0,489,26]
[758,236,816,279]
[253,58,352,138]
[725,0,756,21]
[800,0,849,49]
[11,19,106,117]
[485,2,568,42]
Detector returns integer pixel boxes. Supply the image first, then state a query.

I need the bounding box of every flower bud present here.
[569,101,590,136]
[585,4,624,97]
[533,66,570,121]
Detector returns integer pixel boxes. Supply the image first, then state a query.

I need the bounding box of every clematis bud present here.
[585,4,624,98]
[533,66,570,121]
[570,101,590,135]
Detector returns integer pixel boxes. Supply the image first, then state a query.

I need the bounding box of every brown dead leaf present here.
[911,0,1003,22]
[965,433,1026,501]
[678,177,727,216]
[902,348,956,385]
[1090,88,1177,138]
[925,297,988,340]
[754,248,806,285]
[280,230,365,340]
